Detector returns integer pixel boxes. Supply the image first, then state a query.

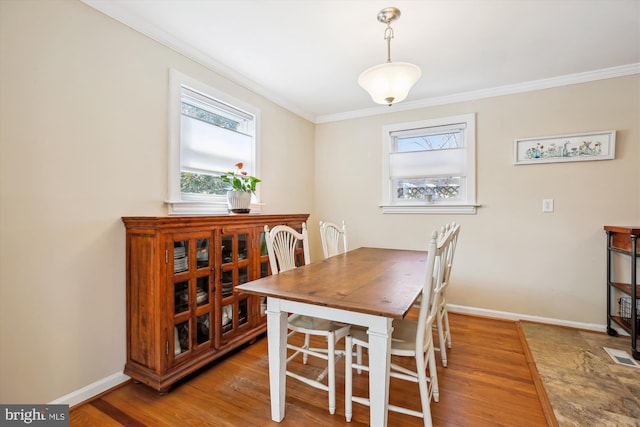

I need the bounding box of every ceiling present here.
[83,0,640,123]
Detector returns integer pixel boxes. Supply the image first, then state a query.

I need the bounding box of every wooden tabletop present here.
[237,247,427,319]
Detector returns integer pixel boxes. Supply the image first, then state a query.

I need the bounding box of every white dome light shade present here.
[358,62,422,106]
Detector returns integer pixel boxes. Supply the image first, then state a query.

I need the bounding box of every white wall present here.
[0,0,314,404]
[315,75,639,326]
[1,0,638,407]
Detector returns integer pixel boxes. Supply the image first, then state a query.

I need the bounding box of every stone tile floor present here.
[521,322,640,427]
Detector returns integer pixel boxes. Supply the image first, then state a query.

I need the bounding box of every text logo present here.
[1,405,68,426]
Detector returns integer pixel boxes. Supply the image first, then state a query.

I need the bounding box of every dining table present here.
[236,246,427,427]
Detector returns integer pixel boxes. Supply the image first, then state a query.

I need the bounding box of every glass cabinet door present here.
[220,231,252,341]
[174,280,189,315]
[170,234,214,361]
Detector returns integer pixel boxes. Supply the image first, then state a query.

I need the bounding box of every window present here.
[381,113,476,214]
[167,69,260,215]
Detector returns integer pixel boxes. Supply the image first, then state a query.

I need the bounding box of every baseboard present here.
[49,372,130,407]
[448,304,608,333]
[49,305,610,407]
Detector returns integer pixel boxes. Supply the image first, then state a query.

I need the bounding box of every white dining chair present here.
[435,222,460,367]
[345,226,457,426]
[264,223,351,415]
[319,220,348,258]
[318,220,364,371]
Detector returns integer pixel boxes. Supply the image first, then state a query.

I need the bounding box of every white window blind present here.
[381,114,477,214]
[389,149,467,178]
[167,69,260,215]
[180,114,253,175]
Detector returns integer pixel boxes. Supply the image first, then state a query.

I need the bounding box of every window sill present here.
[166,200,262,216]
[380,203,479,214]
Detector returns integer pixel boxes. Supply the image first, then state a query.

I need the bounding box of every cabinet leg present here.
[157,385,172,395]
[633,349,640,361]
[606,326,618,337]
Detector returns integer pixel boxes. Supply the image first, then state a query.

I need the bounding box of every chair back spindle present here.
[319,220,347,258]
[434,221,461,367]
[265,223,310,274]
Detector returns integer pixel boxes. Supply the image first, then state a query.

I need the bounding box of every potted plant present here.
[220,163,261,214]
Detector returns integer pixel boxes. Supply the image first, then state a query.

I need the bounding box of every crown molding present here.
[81,0,316,123]
[315,63,640,123]
[80,1,638,125]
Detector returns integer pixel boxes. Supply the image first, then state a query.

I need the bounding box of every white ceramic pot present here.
[226,190,252,214]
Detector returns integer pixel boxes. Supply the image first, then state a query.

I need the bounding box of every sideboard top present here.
[604,225,640,235]
[122,214,310,229]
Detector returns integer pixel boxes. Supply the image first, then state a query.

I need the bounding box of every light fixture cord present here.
[384,25,394,63]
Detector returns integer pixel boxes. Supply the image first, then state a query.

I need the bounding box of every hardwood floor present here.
[70,313,548,426]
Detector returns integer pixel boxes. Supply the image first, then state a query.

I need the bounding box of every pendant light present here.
[358,7,421,106]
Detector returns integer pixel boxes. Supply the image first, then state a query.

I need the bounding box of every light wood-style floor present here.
[70,313,548,426]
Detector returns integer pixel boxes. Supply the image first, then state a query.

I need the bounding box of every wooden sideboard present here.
[122,214,309,392]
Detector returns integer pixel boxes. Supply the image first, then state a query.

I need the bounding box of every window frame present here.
[166,69,261,215]
[381,113,477,214]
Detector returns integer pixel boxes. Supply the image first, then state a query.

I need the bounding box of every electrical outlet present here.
[542,199,554,213]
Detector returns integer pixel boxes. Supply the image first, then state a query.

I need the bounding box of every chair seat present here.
[289,314,349,333]
[391,319,423,352]
[349,321,427,353]
[348,325,368,342]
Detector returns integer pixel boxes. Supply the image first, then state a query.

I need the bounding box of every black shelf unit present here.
[605,225,639,360]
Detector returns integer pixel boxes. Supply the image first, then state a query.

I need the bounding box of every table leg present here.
[366,317,393,427]
[267,297,287,422]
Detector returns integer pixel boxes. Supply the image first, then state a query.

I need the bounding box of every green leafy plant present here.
[220,162,261,194]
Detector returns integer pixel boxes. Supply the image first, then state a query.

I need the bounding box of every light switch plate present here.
[542,199,554,213]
